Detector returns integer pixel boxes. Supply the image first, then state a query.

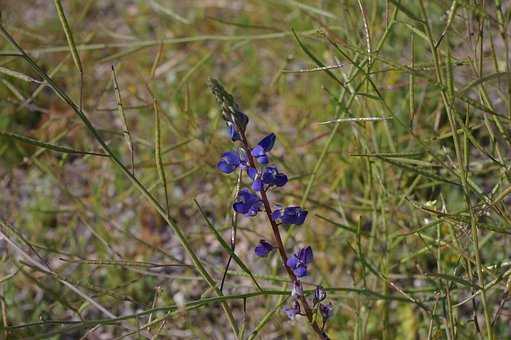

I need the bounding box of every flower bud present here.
[313,285,327,305]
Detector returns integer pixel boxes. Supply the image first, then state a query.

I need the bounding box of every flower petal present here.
[319,303,334,320]
[272,209,283,223]
[283,302,300,319]
[293,265,308,277]
[247,167,257,179]
[252,178,263,191]
[295,210,308,225]
[223,151,240,165]
[256,154,269,164]
[257,133,276,152]
[233,202,249,214]
[254,240,274,257]
[303,246,313,264]
[251,145,265,157]
[248,200,263,216]
[227,124,240,141]
[217,160,235,173]
[274,173,288,187]
[286,255,298,269]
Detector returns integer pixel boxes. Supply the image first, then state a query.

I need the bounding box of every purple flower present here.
[249,166,287,191]
[261,166,288,187]
[313,285,327,305]
[319,302,334,320]
[272,206,308,225]
[255,240,274,257]
[227,122,241,141]
[286,246,313,277]
[233,188,262,217]
[283,301,301,319]
[217,150,250,174]
[251,133,276,164]
[217,151,241,174]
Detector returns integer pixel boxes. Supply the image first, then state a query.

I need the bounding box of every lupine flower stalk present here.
[210,79,331,339]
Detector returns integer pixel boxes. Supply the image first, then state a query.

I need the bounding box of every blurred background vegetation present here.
[1,0,511,339]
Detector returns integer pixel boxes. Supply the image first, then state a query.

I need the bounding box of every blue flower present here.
[254,239,274,257]
[233,188,262,216]
[283,301,301,319]
[272,206,308,225]
[286,246,313,277]
[217,150,250,174]
[227,122,241,141]
[251,133,276,164]
[249,166,288,192]
[261,166,288,187]
[217,151,240,174]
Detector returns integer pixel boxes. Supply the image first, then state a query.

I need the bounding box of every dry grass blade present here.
[153,99,169,215]
[112,65,136,175]
[53,0,84,110]
[318,116,393,124]
[0,66,41,83]
[0,130,108,157]
[0,222,117,320]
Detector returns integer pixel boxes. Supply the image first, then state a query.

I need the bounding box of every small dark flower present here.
[283,301,301,319]
[292,280,304,298]
[286,246,313,277]
[313,285,327,305]
[272,206,308,225]
[217,151,241,174]
[227,122,240,141]
[249,166,287,192]
[255,240,274,257]
[261,166,288,187]
[233,188,262,216]
[251,133,276,164]
[319,302,334,321]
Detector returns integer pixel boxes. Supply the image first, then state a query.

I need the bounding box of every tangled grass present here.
[1,1,511,339]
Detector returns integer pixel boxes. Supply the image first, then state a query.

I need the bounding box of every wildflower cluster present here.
[210,79,332,338]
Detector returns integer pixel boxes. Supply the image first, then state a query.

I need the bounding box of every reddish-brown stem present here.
[238,131,328,339]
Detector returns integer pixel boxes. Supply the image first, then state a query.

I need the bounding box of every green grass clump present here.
[1,1,511,339]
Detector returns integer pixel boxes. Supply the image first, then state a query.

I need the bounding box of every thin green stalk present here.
[418,2,493,338]
[300,7,398,207]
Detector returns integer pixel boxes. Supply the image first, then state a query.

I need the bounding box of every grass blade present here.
[112,65,135,175]
[0,130,108,157]
[195,199,264,292]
